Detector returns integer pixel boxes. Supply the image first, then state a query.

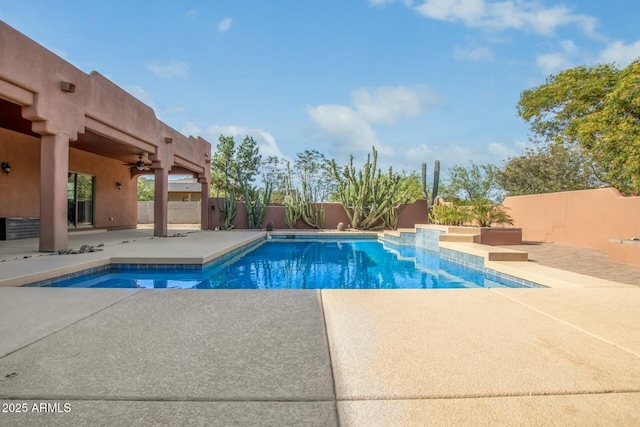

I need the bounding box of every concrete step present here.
[382,228,417,238]
[439,233,480,243]
[439,241,528,262]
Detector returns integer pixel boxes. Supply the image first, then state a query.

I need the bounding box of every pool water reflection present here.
[49,240,538,289]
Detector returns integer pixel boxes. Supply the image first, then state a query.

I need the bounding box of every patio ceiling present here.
[1,97,198,176]
[0,98,38,138]
[1,97,145,165]
[71,130,150,166]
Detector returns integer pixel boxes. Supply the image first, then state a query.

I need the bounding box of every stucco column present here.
[153,167,168,237]
[39,133,69,251]
[200,182,209,230]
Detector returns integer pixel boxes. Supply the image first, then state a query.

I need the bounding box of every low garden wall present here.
[207,199,429,230]
[138,201,201,224]
[502,188,640,250]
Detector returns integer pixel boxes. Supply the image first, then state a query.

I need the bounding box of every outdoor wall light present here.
[116,181,122,190]
[1,162,10,175]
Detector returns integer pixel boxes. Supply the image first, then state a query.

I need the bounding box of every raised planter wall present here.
[479,228,523,246]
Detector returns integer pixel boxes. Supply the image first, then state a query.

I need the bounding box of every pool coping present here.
[0,231,268,288]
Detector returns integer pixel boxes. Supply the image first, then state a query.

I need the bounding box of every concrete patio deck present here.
[1,230,639,426]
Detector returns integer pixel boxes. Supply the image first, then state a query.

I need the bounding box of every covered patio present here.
[0,21,211,252]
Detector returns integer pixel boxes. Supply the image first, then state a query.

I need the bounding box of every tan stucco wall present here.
[0,127,138,228]
[0,128,40,217]
[68,149,138,229]
[502,188,640,250]
[608,240,640,265]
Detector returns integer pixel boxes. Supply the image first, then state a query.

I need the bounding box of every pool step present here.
[439,233,480,243]
[440,241,528,262]
[381,228,416,237]
[380,228,417,245]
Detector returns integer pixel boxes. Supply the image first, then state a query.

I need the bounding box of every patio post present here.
[39,133,69,251]
[153,167,168,237]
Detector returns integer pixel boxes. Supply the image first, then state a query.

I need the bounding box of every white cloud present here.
[147,60,190,78]
[559,39,578,54]
[535,39,580,74]
[411,0,600,37]
[205,124,288,160]
[218,17,232,33]
[306,104,384,155]
[598,40,640,66]
[536,52,572,75]
[352,85,443,124]
[452,45,494,61]
[307,85,443,158]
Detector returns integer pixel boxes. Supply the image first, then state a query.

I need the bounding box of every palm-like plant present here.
[470,199,514,227]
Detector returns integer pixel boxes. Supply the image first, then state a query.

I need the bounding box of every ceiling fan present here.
[124,154,151,171]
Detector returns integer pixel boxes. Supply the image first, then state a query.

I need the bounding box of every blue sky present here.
[2,0,639,176]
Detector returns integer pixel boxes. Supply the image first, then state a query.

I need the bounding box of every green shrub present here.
[429,202,471,226]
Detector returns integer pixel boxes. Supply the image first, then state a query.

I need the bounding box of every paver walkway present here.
[506,242,640,287]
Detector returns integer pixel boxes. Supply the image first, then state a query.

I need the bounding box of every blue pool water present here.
[44,239,542,289]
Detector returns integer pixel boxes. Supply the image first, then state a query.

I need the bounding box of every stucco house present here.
[0,21,211,251]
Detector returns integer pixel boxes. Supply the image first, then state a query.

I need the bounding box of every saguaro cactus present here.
[422,160,440,217]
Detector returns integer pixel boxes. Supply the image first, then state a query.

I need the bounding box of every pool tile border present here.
[485,268,543,289]
[382,227,546,289]
[22,265,111,287]
[23,237,267,287]
[25,231,542,289]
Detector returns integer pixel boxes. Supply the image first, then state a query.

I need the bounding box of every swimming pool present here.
[42,239,544,289]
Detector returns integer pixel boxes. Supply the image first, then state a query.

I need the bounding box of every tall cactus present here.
[240,178,272,229]
[217,189,237,230]
[284,194,300,228]
[329,146,409,230]
[422,160,440,219]
[300,199,325,229]
[283,161,301,228]
[299,179,325,229]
